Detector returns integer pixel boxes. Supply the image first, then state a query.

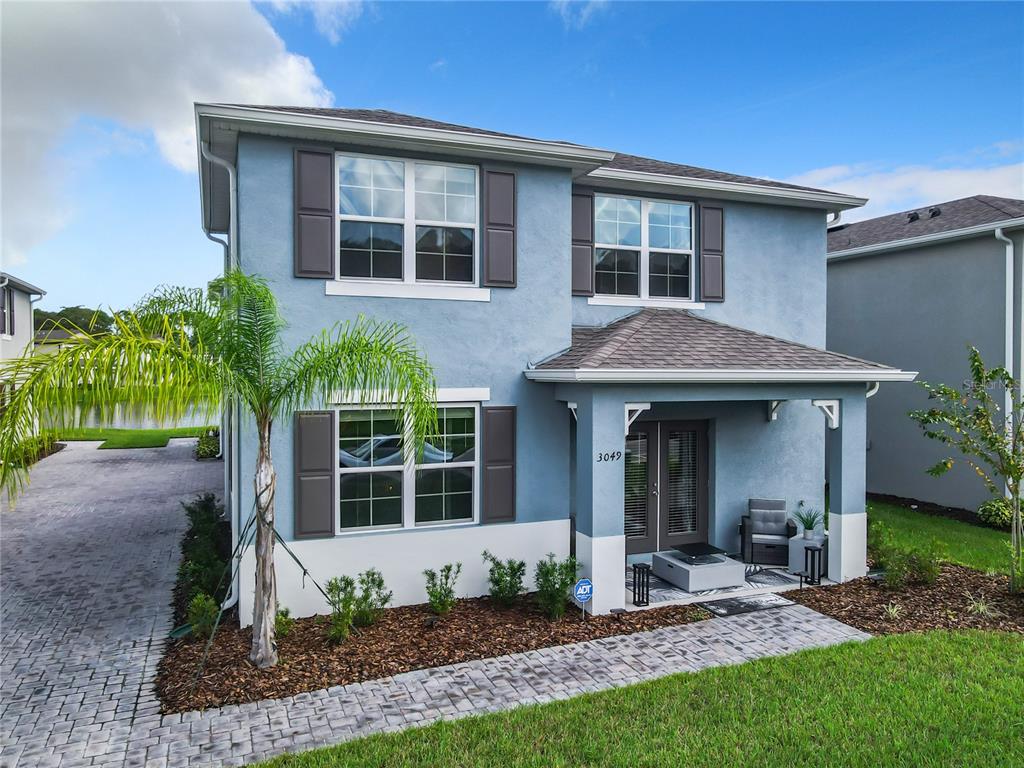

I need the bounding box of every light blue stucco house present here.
[195,104,914,622]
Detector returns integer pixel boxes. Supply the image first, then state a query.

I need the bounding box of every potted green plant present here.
[794,503,825,539]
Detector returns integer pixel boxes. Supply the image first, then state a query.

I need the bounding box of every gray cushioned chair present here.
[740,499,796,566]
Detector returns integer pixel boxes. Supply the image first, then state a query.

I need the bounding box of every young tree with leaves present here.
[910,347,1023,592]
[0,270,437,666]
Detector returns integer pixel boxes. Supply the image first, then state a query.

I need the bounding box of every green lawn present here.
[260,631,1021,768]
[867,499,1010,573]
[59,426,213,449]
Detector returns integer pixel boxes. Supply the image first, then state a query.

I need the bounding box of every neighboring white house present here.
[1,272,46,363]
[827,195,1024,512]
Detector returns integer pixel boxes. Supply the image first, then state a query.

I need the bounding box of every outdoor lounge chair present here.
[740,498,796,566]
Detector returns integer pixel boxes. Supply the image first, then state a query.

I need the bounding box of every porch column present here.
[826,395,868,582]
[573,391,626,614]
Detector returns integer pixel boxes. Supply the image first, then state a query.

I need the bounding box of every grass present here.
[59,426,214,449]
[867,499,1010,574]
[260,631,1022,767]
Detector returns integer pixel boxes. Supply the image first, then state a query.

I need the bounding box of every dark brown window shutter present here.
[699,205,725,302]
[571,190,595,296]
[481,406,516,523]
[0,288,6,335]
[294,148,335,279]
[482,169,516,287]
[7,287,12,335]
[294,411,335,539]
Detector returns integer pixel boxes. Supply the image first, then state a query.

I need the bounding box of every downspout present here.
[201,141,241,611]
[994,227,1014,502]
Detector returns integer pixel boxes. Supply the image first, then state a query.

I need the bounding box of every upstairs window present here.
[337,153,478,285]
[594,195,694,301]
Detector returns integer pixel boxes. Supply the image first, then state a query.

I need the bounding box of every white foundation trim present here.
[239,519,569,626]
[574,531,626,615]
[828,512,867,583]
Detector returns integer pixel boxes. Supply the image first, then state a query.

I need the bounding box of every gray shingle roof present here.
[535,309,894,372]
[232,106,833,196]
[828,195,1024,253]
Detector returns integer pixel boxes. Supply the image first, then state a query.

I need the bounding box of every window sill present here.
[325,280,491,302]
[334,520,478,537]
[587,295,706,310]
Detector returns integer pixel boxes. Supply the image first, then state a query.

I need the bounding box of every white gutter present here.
[524,368,917,383]
[200,141,238,269]
[829,217,1024,261]
[826,210,843,229]
[585,167,868,211]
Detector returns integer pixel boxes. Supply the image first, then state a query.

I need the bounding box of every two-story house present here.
[195,104,913,622]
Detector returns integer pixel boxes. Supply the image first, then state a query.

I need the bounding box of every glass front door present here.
[625,420,708,554]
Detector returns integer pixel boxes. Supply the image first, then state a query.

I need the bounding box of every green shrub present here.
[534,554,580,620]
[275,607,295,638]
[482,550,526,607]
[977,497,1012,529]
[9,434,58,468]
[195,429,220,460]
[423,562,461,615]
[353,569,392,627]
[871,522,943,588]
[177,494,230,606]
[187,592,219,640]
[325,576,357,643]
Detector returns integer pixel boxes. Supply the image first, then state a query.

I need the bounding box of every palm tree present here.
[0,270,437,667]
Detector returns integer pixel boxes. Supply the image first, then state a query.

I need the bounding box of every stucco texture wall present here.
[827,234,1011,511]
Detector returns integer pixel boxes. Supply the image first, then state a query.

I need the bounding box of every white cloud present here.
[429,58,447,73]
[1,1,334,266]
[785,151,1024,222]
[549,0,608,30]
[268,1,365,45]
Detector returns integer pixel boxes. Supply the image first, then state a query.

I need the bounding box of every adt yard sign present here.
[573,578,593,604]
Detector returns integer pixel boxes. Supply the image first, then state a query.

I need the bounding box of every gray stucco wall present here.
[827,232,1019,511]
[1,287,35,362]
[235,131,835,543]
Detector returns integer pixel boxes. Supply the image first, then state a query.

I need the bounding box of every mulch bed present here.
[868,492,1004,531]
[157,596,709,713]
[788,564,1024,636]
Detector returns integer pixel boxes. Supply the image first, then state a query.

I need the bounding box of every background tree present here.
[34,305,116,334]
[910,347,1023,592]
[0,270,437,666]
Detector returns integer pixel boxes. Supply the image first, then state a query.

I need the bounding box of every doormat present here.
[699,592,794,617]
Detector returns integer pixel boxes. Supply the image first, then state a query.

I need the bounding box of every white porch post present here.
[825,395,868,582]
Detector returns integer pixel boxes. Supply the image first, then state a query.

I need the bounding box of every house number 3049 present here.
[596,451,623,462]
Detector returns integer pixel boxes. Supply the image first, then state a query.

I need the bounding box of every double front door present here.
[624,420,709,555]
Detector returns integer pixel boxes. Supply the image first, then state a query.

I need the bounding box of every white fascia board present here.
[828,218,1024,262]
[195,104,615,170]
[523,368,918,383]
[586,167,868,211]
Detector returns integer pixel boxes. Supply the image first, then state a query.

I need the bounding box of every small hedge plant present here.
[275,607,295,639]
[353,568,392,628]
[869,521,943,588]
[534,554,580,620]
[977,497,1012,529]
[482,550,526,607]
[177,493,229,607]
[424,562,461,615]
[325,576,357,643]
[195,429,220,460]
[187,592,219,640]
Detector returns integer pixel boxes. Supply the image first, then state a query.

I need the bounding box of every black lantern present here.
[803,544,823,586]
[632,562,651,606]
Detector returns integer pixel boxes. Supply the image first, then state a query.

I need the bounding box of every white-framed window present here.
[336,403,479,533]
[336,152,479,286]
[594,194,694,301]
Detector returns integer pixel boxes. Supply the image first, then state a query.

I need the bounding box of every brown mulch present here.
[788,564,1024,636]
[868,492,1004,531]
[157,596,709,713]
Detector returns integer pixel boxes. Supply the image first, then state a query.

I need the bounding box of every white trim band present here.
[325,280,490,302]
[587,296,706,310]
[524,367,918,383]
[828,217,1024,261]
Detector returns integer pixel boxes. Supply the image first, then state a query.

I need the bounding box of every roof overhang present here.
[585,167,868,211]
[524,367,917,383]
[0,273,45,296]
[829,217,1024,261]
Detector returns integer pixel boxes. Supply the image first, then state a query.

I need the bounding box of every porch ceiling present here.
[526,309,916,384]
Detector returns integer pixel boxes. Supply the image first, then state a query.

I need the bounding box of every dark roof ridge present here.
[578,310,655,368]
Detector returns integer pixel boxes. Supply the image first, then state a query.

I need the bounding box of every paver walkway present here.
[1,442,869,768]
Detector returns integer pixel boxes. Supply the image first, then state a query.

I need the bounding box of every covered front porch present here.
[525,308,916,615]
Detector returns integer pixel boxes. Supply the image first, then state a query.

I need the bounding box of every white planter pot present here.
[803,529,815,540]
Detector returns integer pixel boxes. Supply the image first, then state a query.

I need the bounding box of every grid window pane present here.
[338,156,405,217]
[339,471,402,529]
[647,202,692,251]
[649,252,690,298]
[420,407,475,465]
[339,410,403,468]
[594,248,640,296]
[416,226,475,283]
[340,222,403,279]
[415,467,474,523]
[595,195,642,247]
[415,163,476,224]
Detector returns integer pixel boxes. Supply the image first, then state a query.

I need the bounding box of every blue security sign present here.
[573,578,594,604]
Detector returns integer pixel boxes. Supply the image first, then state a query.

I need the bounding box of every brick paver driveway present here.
[1,441,222,767]
[0,440,869,767]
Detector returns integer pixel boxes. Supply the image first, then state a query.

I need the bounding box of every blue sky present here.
[3,1,1022,312]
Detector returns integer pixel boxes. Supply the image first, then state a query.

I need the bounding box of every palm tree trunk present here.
[250,417,279,668]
